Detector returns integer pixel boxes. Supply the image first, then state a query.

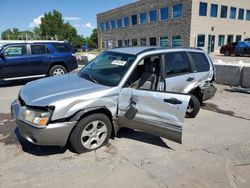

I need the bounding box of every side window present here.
[3,45,27,57]
[31,45,47,55]
[53,43,71,52]
[164,52,191,76]
[189,52,210,72]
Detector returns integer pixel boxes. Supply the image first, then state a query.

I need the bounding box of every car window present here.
[3,45,27,57]
[164,52,191,75]
[53,43,71,52]
[189,52,210,72]
[31,45,47,55]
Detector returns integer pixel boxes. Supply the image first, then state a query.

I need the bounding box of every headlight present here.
[19,106,52,127]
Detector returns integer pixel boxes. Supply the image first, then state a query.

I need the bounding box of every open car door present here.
[118,88,190,143]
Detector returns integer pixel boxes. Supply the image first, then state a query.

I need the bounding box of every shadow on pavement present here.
[117,128,173,150]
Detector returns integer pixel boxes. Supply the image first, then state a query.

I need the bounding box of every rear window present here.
[164,52,191,75]
[189,52,210,72]
[31,45,47,55]
[53,43,71,52]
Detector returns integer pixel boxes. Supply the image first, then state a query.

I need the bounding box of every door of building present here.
[208,35,215,53]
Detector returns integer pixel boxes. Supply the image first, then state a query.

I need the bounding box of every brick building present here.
[97,0,250,53]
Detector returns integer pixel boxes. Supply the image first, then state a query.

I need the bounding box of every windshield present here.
[80,51,136,86]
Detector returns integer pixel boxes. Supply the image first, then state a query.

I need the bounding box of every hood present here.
[20,73,109,106]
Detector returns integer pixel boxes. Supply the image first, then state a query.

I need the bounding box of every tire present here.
[69,113,112,154]
[49,65,68,76]
[224,50,231,56]
[186,94,201,118]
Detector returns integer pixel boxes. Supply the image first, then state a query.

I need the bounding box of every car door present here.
[164,51,196,93]
[27,44,52,75]
[118,88,190,143]
[0,44,29,79]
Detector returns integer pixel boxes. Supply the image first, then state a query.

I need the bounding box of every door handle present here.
[186,77,194,82]
[164,98,182,105]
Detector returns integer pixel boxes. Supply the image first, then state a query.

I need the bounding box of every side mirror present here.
[0,52,4,58]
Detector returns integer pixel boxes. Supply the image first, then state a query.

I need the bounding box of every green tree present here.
[90,28,98,47]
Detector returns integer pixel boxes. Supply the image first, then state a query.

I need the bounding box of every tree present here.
[90,28,98,48]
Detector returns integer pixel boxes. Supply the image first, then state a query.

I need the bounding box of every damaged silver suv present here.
[11,47,216,153]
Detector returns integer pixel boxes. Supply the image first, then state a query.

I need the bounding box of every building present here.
[97,0,250,53]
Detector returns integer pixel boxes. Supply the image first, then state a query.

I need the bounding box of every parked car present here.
[0,41,78,81]
[220,41,250,56]
[11,47,216,153]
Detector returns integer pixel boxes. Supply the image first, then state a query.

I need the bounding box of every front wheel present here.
[69,114,112,153]
[49,65,68,76]
[186,94,201,118]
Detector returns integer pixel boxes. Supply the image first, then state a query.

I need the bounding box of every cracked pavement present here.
[0,83,250,188]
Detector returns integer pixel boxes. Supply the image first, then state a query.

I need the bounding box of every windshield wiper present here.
[82,72,99,84]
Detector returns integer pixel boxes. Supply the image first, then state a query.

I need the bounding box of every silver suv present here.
[11,47,216,153]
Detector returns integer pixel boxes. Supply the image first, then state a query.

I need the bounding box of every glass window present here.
[164,52,191,75]
[131,15,138,25]
[124,39,129,46]
[236,35,242,42]
[53,43,71,52]
[218,35,225,46]
[172,35,182,47]
[149,37,157,46]
[160,36,168,47]
[210,4,218,17]
[105,21,110,30]
[132,39,137,46]
[199,2,207,16]
[247,10,250,20]
[197,35,205,47]
[230,7,236,19]
[124,16,130,27]
[238,8,244,20]
[173,4,183,18]
[100,23,105,31]
[140,12,147,24]
[161,7,168,20]
[140,38,147,46]
[117,19,123,28]
[80,51,136,87]
[227,35,234,44]
[111,20,116,29]
[31,45,47,55]
[221,5,228,18]
[189,52,210,72]
[149,10,157,22]
[117,40,123,47]
[3,45,27,57]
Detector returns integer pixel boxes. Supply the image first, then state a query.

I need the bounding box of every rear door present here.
[0,44,29,79]
[164,51,196,93]
[118,88,190,143]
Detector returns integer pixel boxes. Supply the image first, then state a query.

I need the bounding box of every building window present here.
[117,19,123,28]
[105,21,110,30]
[160,7,168,20]
[236,35,242,42]
[238,9,244,20]
[160,36,168,47]
[210,4,218,17]
[140,12,147,24]
[149,10,157,22]
[132,39,137,46]
[247,10,250,20]
[124,39,129,46]
[173,4,183,18]
[199,2,207,16]
[227,35,234,44]
[221,5,228,18]
[230,7,236,19]
[218,35,225,46]
[111,20,116,29]
[100,23,105,31]
[149,37,157,46]
[197,35,205,47]
[172,35,182,47]
[140,38,147,46]
[131,15,138,25]
[124,17,130,27]
[117,40,123,47]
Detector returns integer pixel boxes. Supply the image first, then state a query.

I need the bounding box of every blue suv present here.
[0,42,78,81]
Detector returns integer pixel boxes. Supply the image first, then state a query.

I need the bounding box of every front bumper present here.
[11,100,76,146]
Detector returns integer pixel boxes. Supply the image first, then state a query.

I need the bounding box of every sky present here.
[0,0,134,37]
